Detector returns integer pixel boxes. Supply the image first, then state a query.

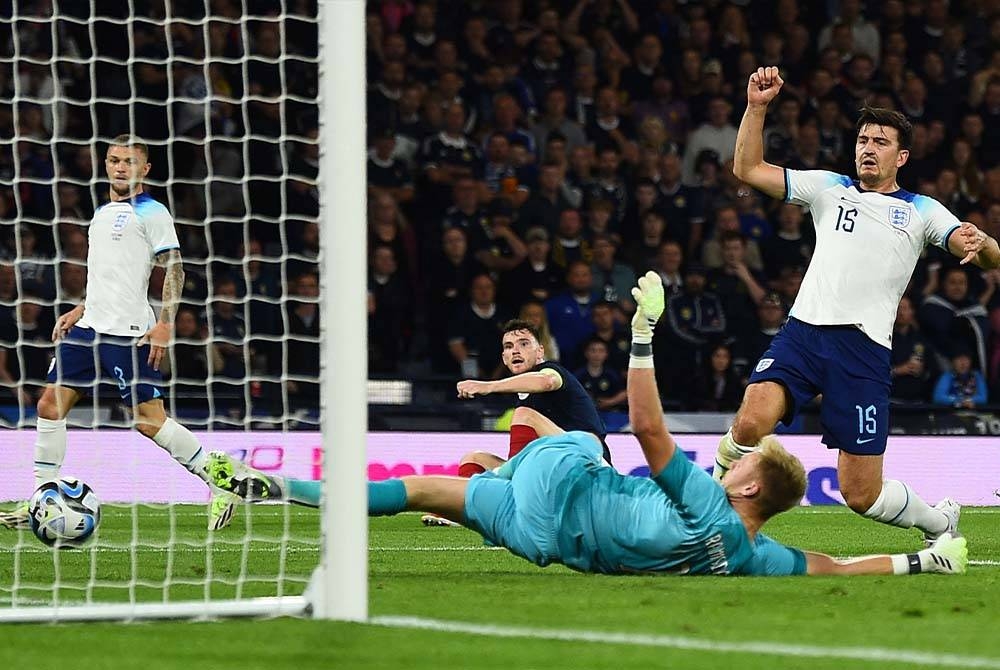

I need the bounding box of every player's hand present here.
[456,379,491,398]
[747,66,784,107]
[52,305,84,342]
[957,221,988,265]
[630,270,666,334]
[138,322,173,371]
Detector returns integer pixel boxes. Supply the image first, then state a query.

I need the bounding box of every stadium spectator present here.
[500,226,563,310]
[3,294,53,401]
[549,208,592,270]
[469,198,527,274]
[919,267,994,371]
[448,273,506,379]
[632,74,690,147]
[891,295,938,404]
[367,126,415,205]
[418,102,484,218]
[707,231,768,343]
[590,233,635,312]
[482,131,530,207]
[731,292,786,381]
[623,209,667,276]
[652,240,684,299]
[682,97,737,185]
[517,160,573,234]
[426,227,484,373]
[702,205,764,273]
[761,203,813,282]
[692,343,744,412]
[932,352,988,409]
[207,275,247,383]
[545,260,598,361]
[368,244,413,374]
[585,300,629,377]
[574,337,626,412]
[658,262,726,406]
[286,271,320,409]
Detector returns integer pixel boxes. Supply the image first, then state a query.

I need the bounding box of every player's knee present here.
[510,405,540,426]
[135,421,160,440]
[840,482,879,515]
[35,393,64,421]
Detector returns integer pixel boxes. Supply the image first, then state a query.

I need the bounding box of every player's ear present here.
[741,481,760,499]
[895,149,909,168]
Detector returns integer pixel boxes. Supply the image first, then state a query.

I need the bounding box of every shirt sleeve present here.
[914,195,962,250]
[784,169,851,207]
[651,448,729,526]
[746,533,807,576]
[141,204,180,255]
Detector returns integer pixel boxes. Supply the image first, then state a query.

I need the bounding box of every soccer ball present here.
[28,478,101,548]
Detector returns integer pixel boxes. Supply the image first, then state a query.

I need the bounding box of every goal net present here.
[0,1,364,621]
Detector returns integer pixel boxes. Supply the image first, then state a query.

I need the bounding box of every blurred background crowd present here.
[2,0,1000,427]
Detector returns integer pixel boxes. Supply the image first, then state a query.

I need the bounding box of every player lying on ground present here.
[714,65,997,542]
[209,273,967,577]
[0,136,238,531]
[421,318,611,527]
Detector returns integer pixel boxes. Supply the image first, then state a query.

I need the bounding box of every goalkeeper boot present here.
[919,533,968,574]
[209,490,239,531]
[712,430,757,483]
[207,451,286,502]
[420,514,462,528]
[0,501,30,530]
[923,498,961,547]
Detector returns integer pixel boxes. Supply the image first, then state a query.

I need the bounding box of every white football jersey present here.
[784,169,960,349]
[76,192,180,337]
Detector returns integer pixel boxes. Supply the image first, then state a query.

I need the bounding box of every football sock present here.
[152,418,210,482]
[457,462,486,478]
[507,425,538,458]
[282,479,408,514]
[863,479,948,534]
[368,479,408,516]
[34,417,67,488]
[287,478,321,507]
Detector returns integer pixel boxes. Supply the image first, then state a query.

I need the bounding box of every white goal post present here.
[0,0,366,622]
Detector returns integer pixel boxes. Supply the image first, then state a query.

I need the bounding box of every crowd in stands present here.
[363,0,1000,412]
[2,0,1000,423]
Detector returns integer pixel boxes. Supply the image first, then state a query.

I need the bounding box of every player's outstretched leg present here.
[207,450,469,521]
[135,400,239,530]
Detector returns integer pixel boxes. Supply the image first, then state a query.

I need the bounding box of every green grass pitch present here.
[0,505,998,669]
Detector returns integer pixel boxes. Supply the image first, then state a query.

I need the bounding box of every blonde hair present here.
[754,435,807,518]
[518,302,559,361]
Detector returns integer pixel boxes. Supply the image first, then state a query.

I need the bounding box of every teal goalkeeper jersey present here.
[557,448,807,576]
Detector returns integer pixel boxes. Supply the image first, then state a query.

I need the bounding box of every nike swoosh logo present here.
[856,437,875,444]
[840,196,861,204]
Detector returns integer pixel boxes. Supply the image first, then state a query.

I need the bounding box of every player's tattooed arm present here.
[156,248,186,325]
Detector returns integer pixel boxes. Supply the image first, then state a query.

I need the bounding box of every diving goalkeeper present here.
[209,272,967,576]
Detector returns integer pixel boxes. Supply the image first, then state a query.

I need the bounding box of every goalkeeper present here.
[209,272,967,576]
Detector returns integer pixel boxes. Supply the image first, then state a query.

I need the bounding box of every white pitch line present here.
[370,616,1000,669]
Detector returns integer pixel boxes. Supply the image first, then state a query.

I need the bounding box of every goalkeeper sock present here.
[34,417,67,488]
[282,479,409,514]
[152,418,210,482]
[863,479,948,534]
[287,479,321,507]
[369,479,408,516]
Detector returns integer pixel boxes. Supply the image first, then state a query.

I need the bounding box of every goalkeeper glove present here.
[630,270,665,345]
